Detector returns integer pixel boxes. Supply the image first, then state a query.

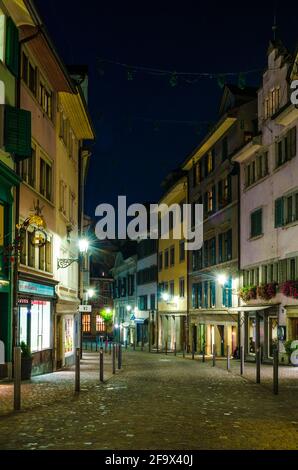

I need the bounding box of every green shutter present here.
[5,17,19,77]
[275,198,284,228]
[4,106,32,159]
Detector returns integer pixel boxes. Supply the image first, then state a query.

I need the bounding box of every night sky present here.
[34,0,298,216]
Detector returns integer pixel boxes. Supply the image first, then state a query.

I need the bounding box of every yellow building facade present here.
[157,172,188,352]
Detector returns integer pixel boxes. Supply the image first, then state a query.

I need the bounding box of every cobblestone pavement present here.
[0,349,298,450]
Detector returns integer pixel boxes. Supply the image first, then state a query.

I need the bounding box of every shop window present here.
[82,314,91,333]
[64,317,73,354]
[30,300,51,352]
[96,315,105,332]
[248,317,256,355]
[268,317,278,358]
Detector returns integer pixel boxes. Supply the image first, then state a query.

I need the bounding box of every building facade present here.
[183,85,257,357]
[233,41,298,363]
[157,170,188,352]
[136,238,157,347]
[112,246,137,345]
[85,274,113,339]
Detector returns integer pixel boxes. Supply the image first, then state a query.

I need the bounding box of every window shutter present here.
[212,185,216,212]
[227,277,232,307]
[275,197,284,228]
[4,106,32,159]
[291,126,296,158]
[198,283,202,307]
[211,281,216,307]
[227,229,232,260]
[211,238,216,265]
[5,17,19,77]
[192,284,197,308]
[218,233,223,263]
[203,282,208,308]
[222,281,226,306]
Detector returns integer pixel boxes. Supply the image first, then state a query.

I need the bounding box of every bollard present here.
[174,341,177,356]
[133,338,136,351]
[212,344,216,367]
[165,341,168,355]
[14,347,21,411]
[75,347,80,393]
[227,345,230,371]
[105,340,108,354]
[99,347,104,382]
[183,342,185,358]
[125,340,128,350]
[256,346,261,384]
[202,344,205,363]
[273,348,279,395]
[116,343,118,359]
[240,345,244,375]
[192,340,195,360]
[112,344,116,374]
[109,341,112,355]
[118,344,122,370]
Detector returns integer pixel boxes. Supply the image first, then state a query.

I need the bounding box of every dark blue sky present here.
[34,0,298,216]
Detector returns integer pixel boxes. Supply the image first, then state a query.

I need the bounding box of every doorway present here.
[217,325,225,356]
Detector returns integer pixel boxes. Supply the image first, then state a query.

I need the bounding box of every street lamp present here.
[87,288,95,299]
[217,274,227,286]
[162,292,169,301]
[78,238,89,254]
[126,305,132,312]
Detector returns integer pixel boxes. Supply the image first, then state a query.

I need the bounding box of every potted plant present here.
[20,341,33,380]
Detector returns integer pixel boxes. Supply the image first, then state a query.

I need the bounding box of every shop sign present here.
[290,340,298,366]
[18,280,55,297]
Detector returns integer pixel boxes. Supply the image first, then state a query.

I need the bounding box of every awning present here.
[228,306,273,312]
[191,314,238,324]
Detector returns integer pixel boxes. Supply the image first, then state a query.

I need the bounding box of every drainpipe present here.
[236,161,242,357]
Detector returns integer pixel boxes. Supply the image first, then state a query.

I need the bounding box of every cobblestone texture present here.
[0,349,298,450]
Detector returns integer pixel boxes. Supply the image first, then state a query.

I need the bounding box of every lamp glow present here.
[106,307,111,314]
[217,274,227,286]
[173,296,179,303]
[162,292,169,301]
[87,288,95,298]
[126,305,132,312]
[78,238,89,253]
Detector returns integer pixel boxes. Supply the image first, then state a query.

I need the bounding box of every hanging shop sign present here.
[78,305,92,312]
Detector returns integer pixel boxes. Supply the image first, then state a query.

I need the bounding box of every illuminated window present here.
[65,317,74,354]
[82,314,91,333]
[30,300,51,352]
[39,81,52,119]
[96,315,105,332]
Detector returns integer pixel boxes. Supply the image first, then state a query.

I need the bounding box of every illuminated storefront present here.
[18,278,56,375]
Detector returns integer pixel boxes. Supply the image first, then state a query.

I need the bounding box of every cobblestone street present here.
[0,350,298,450]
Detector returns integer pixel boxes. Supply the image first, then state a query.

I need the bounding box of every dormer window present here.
[264,86,280,118]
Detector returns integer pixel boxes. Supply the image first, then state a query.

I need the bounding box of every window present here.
[250,209,263,238]
[192,283,202,309]
[207,149,214,173]
[82,314,91,333]
[245,152,268,188]
[179,240,185,262]
[276,127,296,168]
[30,300,51,352]
[170,245,175,266]
[20,145,36,187]
[60,114,69,147]
[158,252,163,271]
[69,190,75,224]
[192,248,203,271]
[65,316,74,353]
[5,17,19,77]
[150,294,156,310]
[193,160,202,186]
[96,315,105,332]
[59,180,67,215]
[264,87,280,118]
[205,186,216,215]
[169,281,175,297]
[39,81,52,119]
[138,295,148,310]
[164,249,169,268]
[22,52,37,96]
[219,229,232,263]
[222,277,232,308]
[275,192,298,228]
[218,175,232,208]
[40,158,52,201]
[179,277,185,298]
[290,258,296,280]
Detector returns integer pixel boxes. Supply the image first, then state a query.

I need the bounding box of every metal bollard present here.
[256,346,261,384]
[109,342,112,355]
[112,344,116,374]
[165,341,168,355]
[183,342,185,358]
[273,348,279,395]
[14,347,21,411]
[174,341,177,356]
[133,339,136,351]
[202,344,205,363]
[118,344,122,370]
[192,340,195,360]
[212,344,216,367]
[116,343,118,359]
[125,340,128,350]
[240,345,244,375]
[227,345,230,371]
[105,340,108,354]
[99,347,104,382]
[75,347,80,392]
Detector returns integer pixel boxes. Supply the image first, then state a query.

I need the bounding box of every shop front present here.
[190,313,238,356]
[55,294,80,369]
[229,305,279,363]
[158,312,187,351]
[18,277,57,375]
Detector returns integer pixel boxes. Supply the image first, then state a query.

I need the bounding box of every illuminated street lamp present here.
[162,292,169,301]
[87,288,95,299]
[217,274,227,286]
[78,238,89,253]
[106,307,111,314]
[126,305,132,312]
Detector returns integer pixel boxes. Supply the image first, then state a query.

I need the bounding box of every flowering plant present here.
[257,283,277,300]
[280,281,298,298]
[239,286,257,302]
